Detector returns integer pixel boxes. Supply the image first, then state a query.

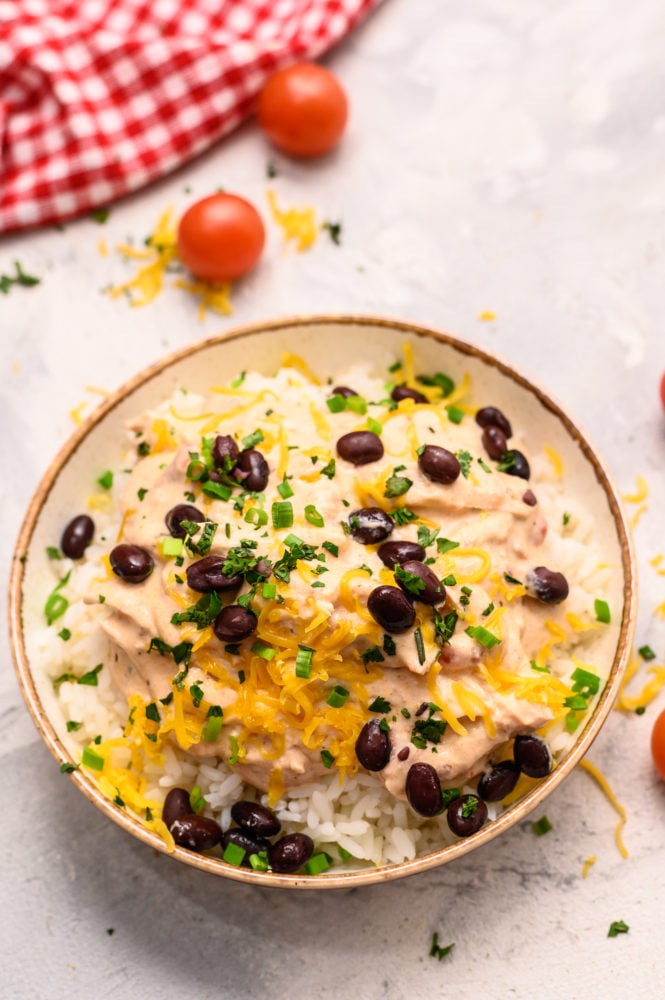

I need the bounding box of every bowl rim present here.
[8,313,637,889]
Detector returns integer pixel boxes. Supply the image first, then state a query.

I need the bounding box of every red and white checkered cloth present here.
[0,0,379,233]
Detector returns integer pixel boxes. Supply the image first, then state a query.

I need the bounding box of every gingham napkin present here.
[0,0,379,233]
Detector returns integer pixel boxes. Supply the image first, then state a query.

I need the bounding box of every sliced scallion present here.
[326,685,349,708]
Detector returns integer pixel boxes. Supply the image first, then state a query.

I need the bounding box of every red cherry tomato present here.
[652,707,665,781]
[660,372,665,411]
[176,193,265,282]
[257,62,348,158]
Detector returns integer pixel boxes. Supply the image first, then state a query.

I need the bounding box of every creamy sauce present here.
[92,363,580,803]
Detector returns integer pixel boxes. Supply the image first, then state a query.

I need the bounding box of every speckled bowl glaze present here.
[9,316,636,888]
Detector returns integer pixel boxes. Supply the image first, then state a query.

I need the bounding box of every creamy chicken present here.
[92,361,582,805]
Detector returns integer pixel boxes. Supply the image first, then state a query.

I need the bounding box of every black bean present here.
[170,814,222,852]
[396,560,445,605]
[475,406,512,438]
[165,503,205,539]
[500,449,530,480]
[221,828,270,865]
[186,555,242,593]
[355,719,392,771]
[525,566,569,604]
[397,746,410,761]
[331,385,358,398]
[61,514,95,559]
[212,434,239,470]
[348,507,394,545]
[446,794,488,837]
[231,800,281,839]
[367,586,416,634]
[109,543,154,583]
[377,540,426,568]
[391,384,428,404]
[522,489,538,507]
[482,425,508,460]
[405,762,443,817]
[477,761,521,802]
[418,444,461,484]
[162,787,192,830]
[336,431,384,466]
[513,735,553,778]
[234,449,269,491]
[268,832,314,873]
[213,605,257,642]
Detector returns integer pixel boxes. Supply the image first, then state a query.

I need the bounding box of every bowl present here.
[9,315,636,888]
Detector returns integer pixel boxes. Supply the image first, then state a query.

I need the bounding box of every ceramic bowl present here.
[9,316,636,888]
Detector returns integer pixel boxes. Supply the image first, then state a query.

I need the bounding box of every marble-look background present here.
[2,1,664,997]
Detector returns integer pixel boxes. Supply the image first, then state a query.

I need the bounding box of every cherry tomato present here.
[660,371,665,411]
[176,193,265,282]
[652,707,665,781]
[257,62,348,158]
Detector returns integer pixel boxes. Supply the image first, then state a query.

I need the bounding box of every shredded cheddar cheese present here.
[578,758,628,858]
[267,189,318,251]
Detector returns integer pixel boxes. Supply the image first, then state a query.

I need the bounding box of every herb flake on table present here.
[429,932,454,960]
[0,261,41,294]
[607,920,629,938]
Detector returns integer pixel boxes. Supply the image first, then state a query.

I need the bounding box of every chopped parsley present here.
[0,260,41,294]
[322,220,342,244]
[383,634,397,656]
[368,696,391,714]
[384,470,413,498]
[394,565,425,597]
[361,645,385,665]
[429,932,455,961]
[434,609,458,645]
[417,525,440,549]
[411,704,447,748]
[147,637,193,666]
[77,664,103,686]
[171,591,223,629]
[455,450,472,478]
[607,921,629,938]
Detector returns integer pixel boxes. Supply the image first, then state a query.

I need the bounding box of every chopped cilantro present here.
[455,450,472,478]
[607,921,629,938]
[429,933,455,961]
[384,471,413,498]
[369,696,391,713]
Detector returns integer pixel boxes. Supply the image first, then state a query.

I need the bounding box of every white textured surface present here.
[2,1,665,997]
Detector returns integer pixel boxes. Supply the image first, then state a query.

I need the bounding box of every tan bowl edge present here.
[8,314,638,889]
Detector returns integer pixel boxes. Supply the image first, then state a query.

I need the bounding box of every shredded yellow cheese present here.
[267,189,318,251]
[478,310,496,322]
[629,503,648,531]
[622,475,649,503]
[581,855,597,878]
[615,649,665,712]
[172,277,233,320]
[578,758,628,858]
[543,445,564,478]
